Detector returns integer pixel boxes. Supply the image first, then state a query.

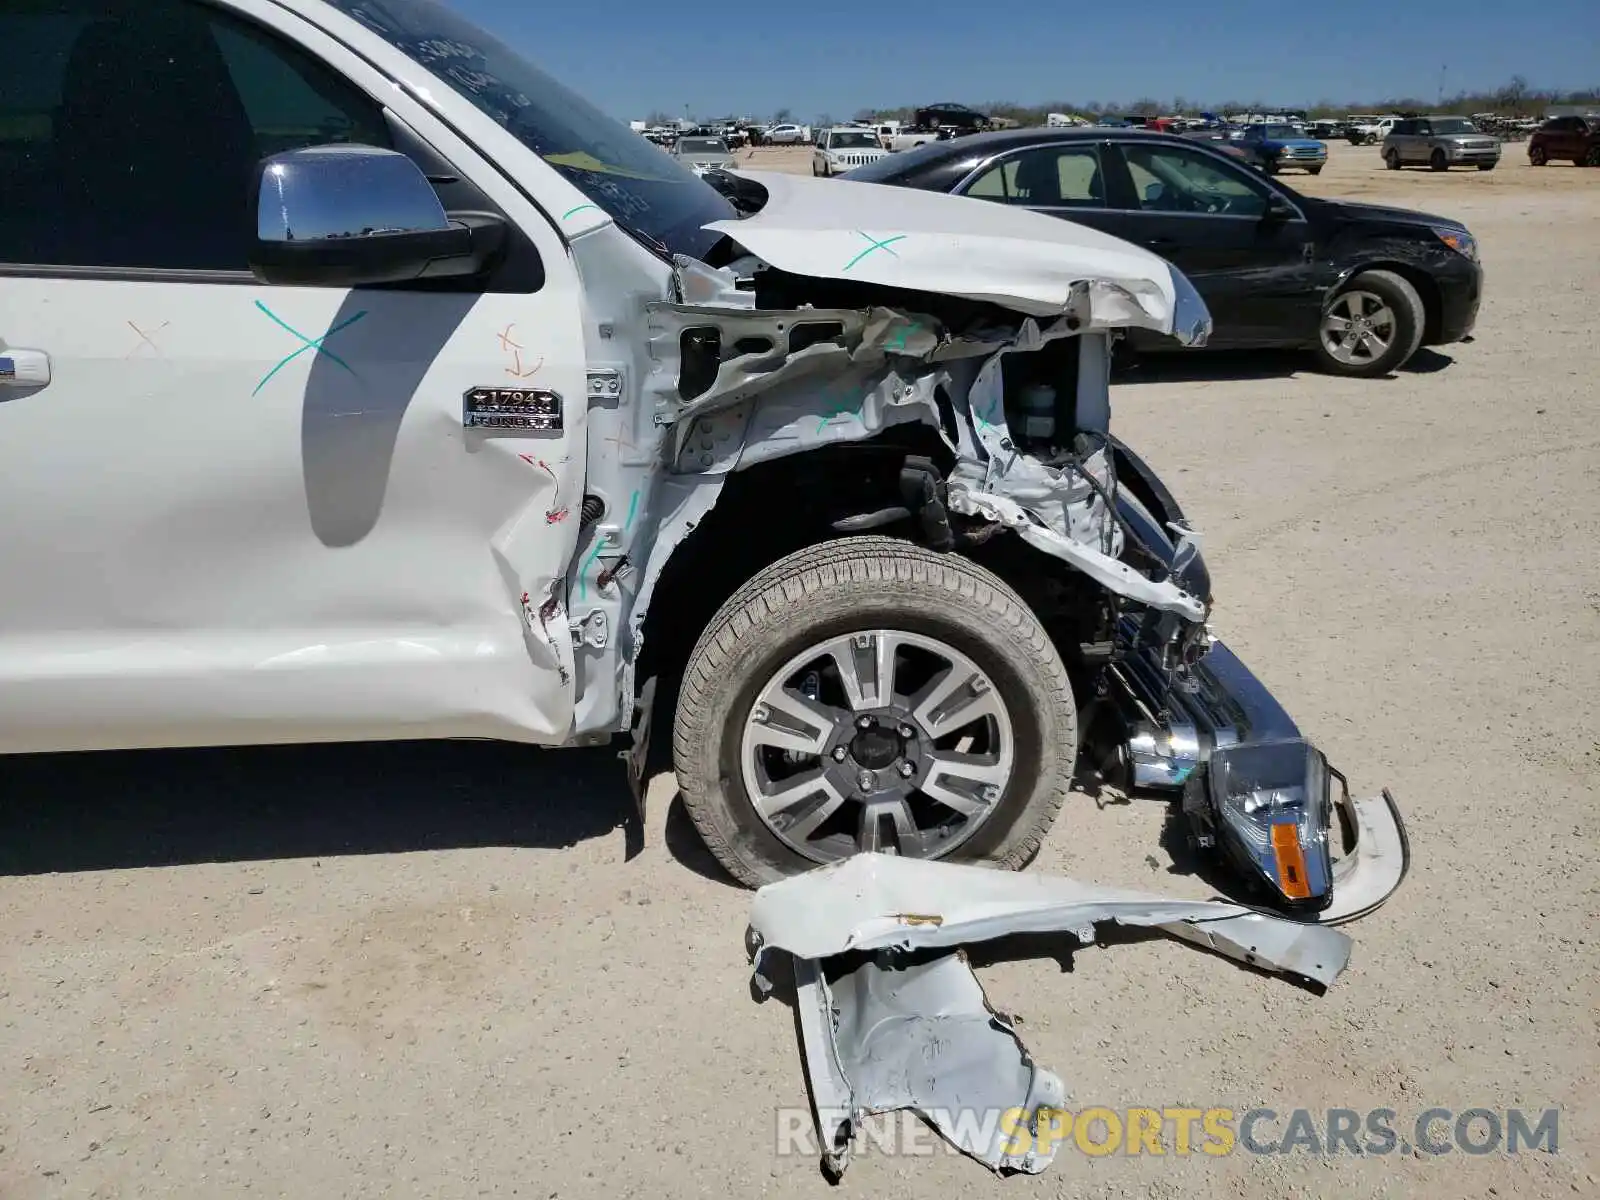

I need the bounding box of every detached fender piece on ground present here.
[748,854,1355,1179]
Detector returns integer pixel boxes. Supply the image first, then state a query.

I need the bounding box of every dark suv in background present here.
[1528,116,1600,167]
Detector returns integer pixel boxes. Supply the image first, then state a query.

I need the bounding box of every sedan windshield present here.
[323,0,733,258]
[677,138,728,155]
[828,131,880,149]
[1430,118,1478,134]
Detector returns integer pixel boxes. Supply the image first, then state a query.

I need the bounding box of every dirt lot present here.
[2,141,1596,1199]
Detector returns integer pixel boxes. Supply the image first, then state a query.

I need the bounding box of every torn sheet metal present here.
[948,462,1207,620]
[642,293,1208,625]
[794,951,1067,1178]
[750,853,1353,989]
[755,855,1352,1178]
[705,170,1196,336]
[1321,788,1410,924]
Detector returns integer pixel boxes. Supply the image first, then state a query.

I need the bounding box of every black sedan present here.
[842,129,1482,377]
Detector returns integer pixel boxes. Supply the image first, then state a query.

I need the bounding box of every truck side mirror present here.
[248,145,504,288]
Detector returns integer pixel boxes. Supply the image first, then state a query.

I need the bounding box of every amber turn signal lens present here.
[1270,821,1312,900]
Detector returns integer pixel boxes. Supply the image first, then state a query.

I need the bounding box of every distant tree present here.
[772,107,793,124]
[983,100,1038,125]
[1496,74,1529,110]
[645,110,673,126]
[853,108,877,122]
[816,113,835,129]
[847,75,1584,129]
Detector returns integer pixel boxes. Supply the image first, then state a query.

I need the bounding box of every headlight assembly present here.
[1184,738,1334,912]
[1433,226,1478,261]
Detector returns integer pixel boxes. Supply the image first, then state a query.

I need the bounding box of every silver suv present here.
[1382,116,1501,172]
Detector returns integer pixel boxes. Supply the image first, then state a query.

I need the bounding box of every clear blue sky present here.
[445,0,1598,121]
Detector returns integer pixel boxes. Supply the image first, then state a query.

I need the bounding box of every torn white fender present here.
[749,853,1353,989]
[793,951,1067,1179]
[754,855,1351,1179]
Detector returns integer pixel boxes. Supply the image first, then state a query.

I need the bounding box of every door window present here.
[1117,142,1271,218]
[0,0,390,272]
[962,145,1105,208]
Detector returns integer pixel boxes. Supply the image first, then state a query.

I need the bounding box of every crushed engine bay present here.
[649,252,1208,623]
[562,172,1405,928]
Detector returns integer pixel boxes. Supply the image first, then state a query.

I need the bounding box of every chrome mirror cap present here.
[255,144,449,245]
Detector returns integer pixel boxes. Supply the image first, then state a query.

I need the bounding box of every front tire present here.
[1584,146,1600,167]
[1529,145,1547,166]
[1313,269,1425,378]
[673,537,1077,888]
[1430,148,1448,171]
[1385,148,1401,170]
[1477,163,1496,171]
[1306,165,1323,175]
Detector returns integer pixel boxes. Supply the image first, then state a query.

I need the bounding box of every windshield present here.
[677,138,728,155]
[828,131,880,149]
[324,0,733,258]
[1263,125,1300,139]
[1430,118,1477,134]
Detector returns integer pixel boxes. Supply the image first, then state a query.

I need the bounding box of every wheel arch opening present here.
[634,430,1122,749]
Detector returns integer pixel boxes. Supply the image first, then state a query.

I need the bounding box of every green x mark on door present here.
[252,301,369,397]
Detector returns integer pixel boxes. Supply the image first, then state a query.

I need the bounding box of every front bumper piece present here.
[1103,636,1409,924]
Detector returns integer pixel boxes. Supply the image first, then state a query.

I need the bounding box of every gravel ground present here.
[3,141,1596,1199]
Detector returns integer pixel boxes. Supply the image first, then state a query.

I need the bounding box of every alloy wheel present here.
[1320,290,1398,366]
[739,629,1015,863]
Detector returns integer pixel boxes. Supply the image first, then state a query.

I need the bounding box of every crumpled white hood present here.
[705,169,1204,338]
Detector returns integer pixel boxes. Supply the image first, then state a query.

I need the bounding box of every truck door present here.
[0,0,586,753]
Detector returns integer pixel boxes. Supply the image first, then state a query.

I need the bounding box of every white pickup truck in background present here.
[885,126,943,152]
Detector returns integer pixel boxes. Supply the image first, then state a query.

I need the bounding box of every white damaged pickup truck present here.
[0,0,1405,920]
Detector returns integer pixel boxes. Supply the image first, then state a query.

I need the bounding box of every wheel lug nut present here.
[899,723,915,738]
[856,715,873,729]
[898,762,916,778]
[856,769,875,792]
[753,705,769,722]
[853,634,872,649]
[981,785,1000,802]
[971,679,990,695]
[832,746,847,762]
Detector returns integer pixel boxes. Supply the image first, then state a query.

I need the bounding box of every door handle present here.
[1143,237,1178,252]
[0,348,51,390]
